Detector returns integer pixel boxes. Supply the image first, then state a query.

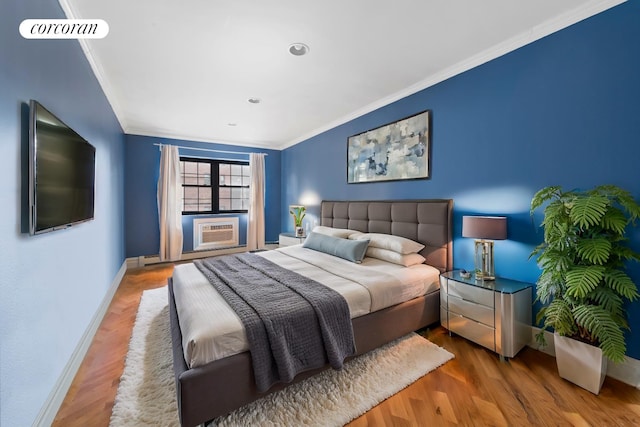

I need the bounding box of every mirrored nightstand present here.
[440,270,532,359]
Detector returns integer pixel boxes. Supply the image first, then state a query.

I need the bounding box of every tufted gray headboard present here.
[320,199,453,272]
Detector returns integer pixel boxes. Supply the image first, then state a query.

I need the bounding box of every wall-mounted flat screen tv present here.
[29,100,96,235]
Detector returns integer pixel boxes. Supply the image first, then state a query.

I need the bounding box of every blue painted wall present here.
[124,134,281,257]
[0,1,125,425]
[282,2,640,359]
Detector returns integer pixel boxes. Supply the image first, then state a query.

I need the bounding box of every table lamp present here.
[462,216,507,280]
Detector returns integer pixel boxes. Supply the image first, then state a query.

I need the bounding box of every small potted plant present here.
[530,184,640,394]
[290,205,306,237]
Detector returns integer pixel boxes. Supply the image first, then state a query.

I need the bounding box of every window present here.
[180,158,250,214]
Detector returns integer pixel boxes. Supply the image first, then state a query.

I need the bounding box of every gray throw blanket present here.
[194,253,355,392]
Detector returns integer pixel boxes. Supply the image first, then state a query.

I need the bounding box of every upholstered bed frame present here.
[169,199,453,426]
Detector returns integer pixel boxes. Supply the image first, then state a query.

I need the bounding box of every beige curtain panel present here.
[247,153,266,251]
[157,145,183,261]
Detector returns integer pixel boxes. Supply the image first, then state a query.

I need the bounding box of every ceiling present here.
[61,0,623,150]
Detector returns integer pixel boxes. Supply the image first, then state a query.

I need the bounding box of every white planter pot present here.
[554,333,607,395]
[295,226,305,237]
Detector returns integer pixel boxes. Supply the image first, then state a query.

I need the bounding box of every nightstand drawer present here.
[448,295,494,327]
[447,279,494,308]
[449,313,496,352]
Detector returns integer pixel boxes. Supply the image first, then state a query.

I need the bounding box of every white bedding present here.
[172,245,441,368]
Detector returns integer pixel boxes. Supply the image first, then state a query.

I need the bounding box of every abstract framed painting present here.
[347,110,430,184]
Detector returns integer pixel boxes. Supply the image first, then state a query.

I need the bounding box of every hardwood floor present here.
[53,263,640,427]
[52,264,173,427]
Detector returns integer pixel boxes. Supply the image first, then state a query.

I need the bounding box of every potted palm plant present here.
[530,184,640,394]
[290,205,306,237]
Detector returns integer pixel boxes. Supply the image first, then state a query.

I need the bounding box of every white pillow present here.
[351,233,425,254]
[366,247,426,267]
[312,225,362,239]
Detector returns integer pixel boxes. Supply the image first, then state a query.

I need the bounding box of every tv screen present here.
[29,100,96,235]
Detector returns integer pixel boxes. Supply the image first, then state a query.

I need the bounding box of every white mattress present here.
[172,246,441,368]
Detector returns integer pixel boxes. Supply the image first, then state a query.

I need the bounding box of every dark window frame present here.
[180,157,249,215]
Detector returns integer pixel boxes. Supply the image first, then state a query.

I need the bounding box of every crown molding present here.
[278,0,626,150]
[59,0,625,151]
[124,128,277,151]
[58,0,128,132]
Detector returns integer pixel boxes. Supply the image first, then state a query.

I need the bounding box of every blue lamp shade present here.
[462,216,507,280]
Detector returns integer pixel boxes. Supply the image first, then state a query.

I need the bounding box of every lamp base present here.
[474,239,496,281]
[475,271,496,281]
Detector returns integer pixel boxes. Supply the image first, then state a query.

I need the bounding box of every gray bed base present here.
[169,199,453,426]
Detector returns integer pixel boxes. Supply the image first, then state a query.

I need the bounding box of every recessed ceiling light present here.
[289,43,310,56]
[248,97,261,104]
[227,122,237,126]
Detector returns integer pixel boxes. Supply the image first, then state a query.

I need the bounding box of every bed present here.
[169,199,453,426]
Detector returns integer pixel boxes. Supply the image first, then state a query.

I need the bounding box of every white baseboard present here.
[528,326,640,389]
[33,260,128,427]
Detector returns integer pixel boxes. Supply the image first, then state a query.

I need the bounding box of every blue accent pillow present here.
[302,232,370,263]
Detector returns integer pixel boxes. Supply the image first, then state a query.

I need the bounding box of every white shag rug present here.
[110,287,454,427]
